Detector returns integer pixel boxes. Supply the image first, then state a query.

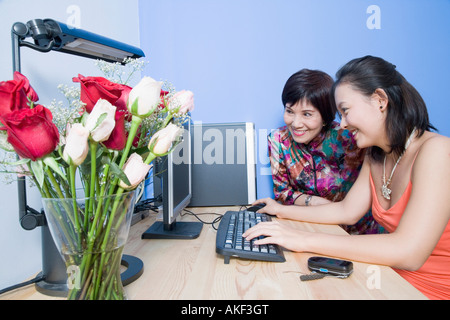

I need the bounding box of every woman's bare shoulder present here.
[418,132,450,155]
[413,132,450,176]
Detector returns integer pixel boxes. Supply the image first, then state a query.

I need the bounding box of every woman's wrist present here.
[304,195,313,206]
[295,194,332,207]
[294,193,313,206]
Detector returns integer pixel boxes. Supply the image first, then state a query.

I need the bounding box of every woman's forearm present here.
[297,230,422,271]
[303,231,425,271]
[245,218,423,270]
[294,194,332,206]
[278,200,359,225]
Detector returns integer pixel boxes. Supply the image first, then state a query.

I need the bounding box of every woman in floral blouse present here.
[269,69,383,234]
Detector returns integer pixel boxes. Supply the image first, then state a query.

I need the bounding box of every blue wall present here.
[139,0,450,199]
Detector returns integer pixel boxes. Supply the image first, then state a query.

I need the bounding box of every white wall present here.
[0,0,141,291]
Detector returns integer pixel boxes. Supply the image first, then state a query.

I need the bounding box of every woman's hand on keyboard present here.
[243,220,306,253]
[252,198,285,217]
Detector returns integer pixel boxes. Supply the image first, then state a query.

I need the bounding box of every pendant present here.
[381,183,392,200]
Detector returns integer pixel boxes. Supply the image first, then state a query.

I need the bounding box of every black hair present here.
[282,69,335,130]
[331,55,437,162]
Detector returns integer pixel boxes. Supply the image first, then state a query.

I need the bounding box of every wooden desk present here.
[0,206,426,300]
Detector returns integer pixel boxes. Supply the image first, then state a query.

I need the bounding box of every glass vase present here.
[41,190,136,300]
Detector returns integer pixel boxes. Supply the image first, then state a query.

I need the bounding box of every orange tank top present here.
[370,172,450,300]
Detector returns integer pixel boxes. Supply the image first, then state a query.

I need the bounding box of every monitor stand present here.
[141,221,202,239]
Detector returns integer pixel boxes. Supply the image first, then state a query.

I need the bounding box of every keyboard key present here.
[216,210,285,264]
[268,244,277,254]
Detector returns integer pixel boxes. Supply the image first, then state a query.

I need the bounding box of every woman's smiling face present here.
[334,83,387,150]
[284,99,324,144]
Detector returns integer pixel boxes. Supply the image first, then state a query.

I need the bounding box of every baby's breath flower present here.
[46,84,85,137]
[95,58,149,85]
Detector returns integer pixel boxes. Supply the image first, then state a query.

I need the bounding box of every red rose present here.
[0,76,28,116]
[13,72,39,102]
[0,72,39,117]
[158,90,169,110]
[0,105,59,161]
[115,84,132,113]
[73,75,131,113]
[102,110,127,150]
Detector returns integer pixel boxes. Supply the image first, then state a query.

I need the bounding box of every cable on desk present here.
[0,274,45,295]
[181,209,223,230]
[181,205,252,230]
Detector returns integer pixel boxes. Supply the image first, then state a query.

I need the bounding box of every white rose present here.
[85,99,116,142]
[63,123,90,166]
[127,76,163,117]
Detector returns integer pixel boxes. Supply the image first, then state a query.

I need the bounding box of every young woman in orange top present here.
[244,56,450,300]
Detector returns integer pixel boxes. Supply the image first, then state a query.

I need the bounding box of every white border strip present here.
[246,122,257,203]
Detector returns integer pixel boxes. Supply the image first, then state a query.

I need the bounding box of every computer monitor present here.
[141,120,202,239]
[189,122,256,206]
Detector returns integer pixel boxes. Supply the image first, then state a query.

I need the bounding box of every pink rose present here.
[148,123,184,155]
[169,90,194,114]
[119,153,152,189]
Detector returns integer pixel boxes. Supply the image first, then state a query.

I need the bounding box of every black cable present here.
[134,197,160,214]
[181,209,224,230]
[181,205,254,230]
[0,274,45,295]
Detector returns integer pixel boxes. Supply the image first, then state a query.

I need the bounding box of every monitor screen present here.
[141,120,202,239]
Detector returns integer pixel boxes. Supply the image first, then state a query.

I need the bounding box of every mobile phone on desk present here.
[307,256,353,278]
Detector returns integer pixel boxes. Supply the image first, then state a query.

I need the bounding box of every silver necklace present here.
[382,128,417,200]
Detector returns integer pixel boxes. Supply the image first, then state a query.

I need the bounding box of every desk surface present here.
[1,206,426,300]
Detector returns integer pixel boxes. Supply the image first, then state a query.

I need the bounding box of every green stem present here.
[85,141,98,230]
[119,115,142,169]
[78,162,112,284]
[93,188,125,295]
[45,167,66,199]
[69,164,82,248]
[145,151,157,165]
[43,167,79,253]
[40,175,77,246]
[99,247,124,299]
[106,115,142,198]
[161,112,173,129]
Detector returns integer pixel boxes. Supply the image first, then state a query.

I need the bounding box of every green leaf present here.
[130,97,140,115]
[109,161,130,187]
[0,131,15,152]
[133,146,150,158]
[30,159,45,188]
[92,112,108,131]
[101,155,112,166]
[3,158,30,166]
[80,111,89,126]
[43,156,67,181]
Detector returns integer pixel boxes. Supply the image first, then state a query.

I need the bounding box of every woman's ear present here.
[373,88,389,112]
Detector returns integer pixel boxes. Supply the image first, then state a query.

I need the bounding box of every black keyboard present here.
[216,210,285,264]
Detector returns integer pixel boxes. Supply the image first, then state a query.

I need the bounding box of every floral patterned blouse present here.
[268,121,384,234]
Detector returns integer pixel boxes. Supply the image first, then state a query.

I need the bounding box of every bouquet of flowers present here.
[0,62,194,299]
